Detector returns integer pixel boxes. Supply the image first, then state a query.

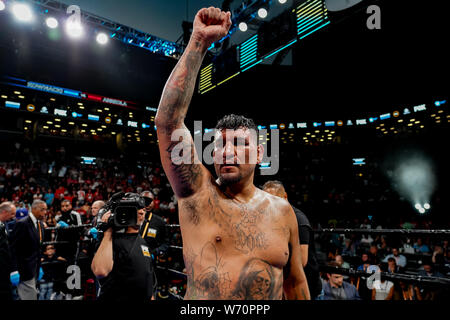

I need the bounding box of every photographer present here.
[139,191,169,262]
[91,193,154,301]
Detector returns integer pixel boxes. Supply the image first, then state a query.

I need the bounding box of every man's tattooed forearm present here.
[157,50,203,133]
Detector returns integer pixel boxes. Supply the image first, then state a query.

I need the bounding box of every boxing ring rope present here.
[315,228,450,237]
[44,224,93,231]
[319,266,450,287]
[39,224,450,288]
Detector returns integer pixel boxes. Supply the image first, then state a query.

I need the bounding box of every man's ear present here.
[283,192,288,200]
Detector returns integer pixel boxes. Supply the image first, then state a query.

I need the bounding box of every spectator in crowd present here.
[414,238,431,254]
[335,255,350,269]
[53,193,65,213]
[43,188,54,208]
[417,259,445,300]
[357,253,372,272]
[39,245,67,300]
[431,245,447,275]
[371,263,394,300]
[342,238,357,256]
[383,247,407,268]
[369,244,382,263]
[386,257,401,274]
[0,201,16,300]
[356,252,375,301]
[9,200,46,300]
[76,187,85,206]
[322,261,361,300]
[418,260,444,278]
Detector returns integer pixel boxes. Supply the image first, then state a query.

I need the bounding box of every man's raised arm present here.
[155,7,231,198]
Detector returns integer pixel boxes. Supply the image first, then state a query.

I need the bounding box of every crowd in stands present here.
[0,142,448,300]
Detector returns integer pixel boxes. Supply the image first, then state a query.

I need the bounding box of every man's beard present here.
[218,172,243,186]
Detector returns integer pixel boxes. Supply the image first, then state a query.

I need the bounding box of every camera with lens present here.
[97,192,146,232]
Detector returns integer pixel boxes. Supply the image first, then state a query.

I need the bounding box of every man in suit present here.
[322,261,361,300]
[0,201,17,300]
[9,199,46,300]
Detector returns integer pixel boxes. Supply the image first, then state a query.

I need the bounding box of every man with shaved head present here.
[263,180,322,299]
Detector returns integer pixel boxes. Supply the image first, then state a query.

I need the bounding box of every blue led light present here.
[63,89,80,97]
[264,40,298,61]
[299,21,330,39]
[298,18,326,35]
[88,114,99,121]
[297,17,323,33]
[240,41,258,51]
[5,101,20,109]
[240,57,257,67]
[241,59,262,72]
[240,49,257,59]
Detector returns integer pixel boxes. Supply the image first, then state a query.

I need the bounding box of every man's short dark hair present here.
[215,114,257,131]
[387,257,396,263]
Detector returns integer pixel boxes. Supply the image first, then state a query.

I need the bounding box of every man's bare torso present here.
[179,179,292,300]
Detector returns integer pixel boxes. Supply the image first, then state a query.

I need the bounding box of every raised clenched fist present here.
[192,7,232,47]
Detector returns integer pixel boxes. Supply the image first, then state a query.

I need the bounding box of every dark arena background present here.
[0,0,449,311]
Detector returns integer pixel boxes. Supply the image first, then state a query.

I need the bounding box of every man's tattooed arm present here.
[155,38,209,198]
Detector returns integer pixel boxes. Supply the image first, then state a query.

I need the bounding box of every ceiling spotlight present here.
[12,3,33,22]
[278,0,287,3]
[257,8,268,18]
[414,203,422,210]
[423,203,430,210]
[46,17,58,29]
[66,21,83,38]
[0,1,5,11]
[238,22,248,32]
[96,33,108,45]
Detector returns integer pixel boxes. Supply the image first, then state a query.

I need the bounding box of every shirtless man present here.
[155,6,310,300]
